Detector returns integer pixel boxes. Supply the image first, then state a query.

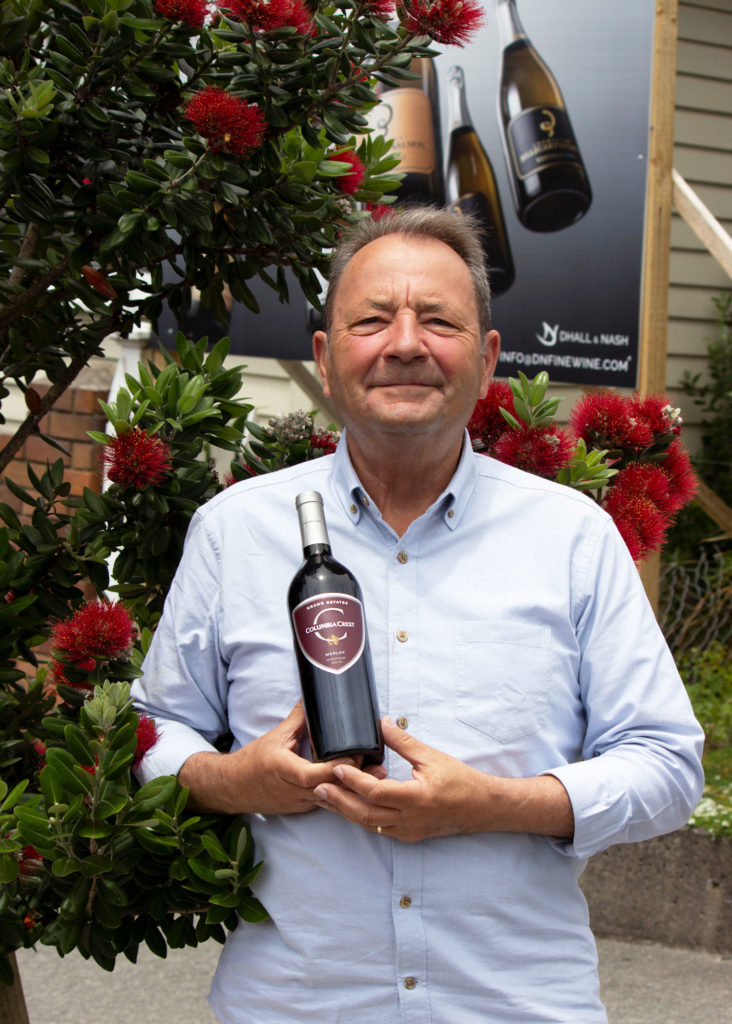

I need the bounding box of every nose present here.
[383,310,428,361]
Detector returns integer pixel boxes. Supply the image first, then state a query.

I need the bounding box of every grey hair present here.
[321,206,493,336]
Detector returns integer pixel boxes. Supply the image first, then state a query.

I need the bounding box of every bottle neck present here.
[303,543,331,559]
[296,491,331,553]
[495,0,527,45]
[447,66,471,131]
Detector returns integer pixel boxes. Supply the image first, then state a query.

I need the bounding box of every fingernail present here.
[333,766,345,781]
[383,715,395,727]
[314,785,328,802]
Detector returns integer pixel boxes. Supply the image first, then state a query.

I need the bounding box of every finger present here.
[278,700,308,739]
[381,716,432,767]
[313,780,399,829]
[279,751,358,791]
[317,765,411,809]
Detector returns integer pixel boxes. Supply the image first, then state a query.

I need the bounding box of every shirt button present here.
[349,504,357,514]
[447,508,455,518]
[404,977,418,990]
[396,630,408,643]
[397,551,408,564]
[361,494,370,506]
[396,716,408,730]
[399,895,412,909]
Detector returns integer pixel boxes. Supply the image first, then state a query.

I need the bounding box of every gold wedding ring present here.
[376,826,383,834]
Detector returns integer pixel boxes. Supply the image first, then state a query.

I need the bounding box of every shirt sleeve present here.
[130,510,229,784]
[544,518,705,860]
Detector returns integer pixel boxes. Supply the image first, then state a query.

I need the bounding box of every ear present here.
[478,330,501,398]
[312,330,332,398]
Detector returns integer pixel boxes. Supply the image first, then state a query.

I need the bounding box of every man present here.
[132,208,704,1023]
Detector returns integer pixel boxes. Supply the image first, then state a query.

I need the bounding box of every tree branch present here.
[0,350,92,476]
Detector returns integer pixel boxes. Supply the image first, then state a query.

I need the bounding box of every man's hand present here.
[313,716,574,843]
[178,702,356,816]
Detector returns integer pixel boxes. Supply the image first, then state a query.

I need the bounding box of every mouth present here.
[370,381,438,390]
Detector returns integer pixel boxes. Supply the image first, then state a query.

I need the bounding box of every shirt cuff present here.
[540,761,632,860]
[135,717,220,786]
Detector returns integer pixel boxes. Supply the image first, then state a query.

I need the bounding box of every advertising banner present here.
[156,0,657,388]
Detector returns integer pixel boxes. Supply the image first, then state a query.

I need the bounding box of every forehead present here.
[335,233,477,315]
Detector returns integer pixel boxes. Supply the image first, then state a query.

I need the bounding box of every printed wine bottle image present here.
[495,0,592,232]
[288,491,383,765]
[366,56,444,206]
[445,65,515,296]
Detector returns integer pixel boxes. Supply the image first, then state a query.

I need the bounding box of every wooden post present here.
[0,953,31,1024]
[637,0,679,610]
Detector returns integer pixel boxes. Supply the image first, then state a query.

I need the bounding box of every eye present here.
[352,315,386,331]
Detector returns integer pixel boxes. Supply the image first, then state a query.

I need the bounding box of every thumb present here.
[279,700,308,738]
[381,715,430,766]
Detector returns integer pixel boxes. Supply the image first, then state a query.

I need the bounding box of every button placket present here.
[387,541,428,1021]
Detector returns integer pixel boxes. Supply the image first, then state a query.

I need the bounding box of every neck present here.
[346,429,465,536]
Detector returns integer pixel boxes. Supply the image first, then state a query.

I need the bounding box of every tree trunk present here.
[0,953,31,1024]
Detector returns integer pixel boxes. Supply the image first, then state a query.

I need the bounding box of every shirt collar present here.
[331,429,478,531]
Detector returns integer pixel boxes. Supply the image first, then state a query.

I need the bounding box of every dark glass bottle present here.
[366,56,444,206]
[288,491,383,765]
[495,0,592,232]
[445,65,515,296]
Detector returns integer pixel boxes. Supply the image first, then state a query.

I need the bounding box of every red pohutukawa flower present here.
[468,380,515,452]
[398,0,485,47]
[133,714,160,769]
[222,0,313,34]
[153,0,208,27]
[569,391,654,452]
[362,0,396,19]
[330,150,366,195]
[18,846,43,879]
[657,439,698,512]
[611,463,672,511]
[603,487,671,563]
[309,428,341,456]
[185,86,266,157]
[492,425,576,480]
[103,427,172,490]
[51,600,136,669]
[631,393,683,439]
[365,201,395,222]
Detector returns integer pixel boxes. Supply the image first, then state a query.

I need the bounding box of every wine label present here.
[365,90,435,174]
[291,593,365,675]
[506,104,582,179]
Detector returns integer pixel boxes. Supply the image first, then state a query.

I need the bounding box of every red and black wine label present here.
[291,593,365,674]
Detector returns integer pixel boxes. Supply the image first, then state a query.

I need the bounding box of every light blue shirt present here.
[132,434,704,1024]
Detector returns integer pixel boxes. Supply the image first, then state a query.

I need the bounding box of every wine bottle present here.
[365,57,444,206]
[445,65,515,296]
[495,0,592,232]
[288,491,383,765]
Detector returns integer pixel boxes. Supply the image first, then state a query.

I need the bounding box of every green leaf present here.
[0,855,19,883]
[201,833,230,863]
[131,776,177,813]
[236,892,269,923]
[52,857,81,877]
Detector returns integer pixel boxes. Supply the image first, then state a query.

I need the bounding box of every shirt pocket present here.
[454,621,551,744]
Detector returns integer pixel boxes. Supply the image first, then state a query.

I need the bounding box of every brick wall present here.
[0,384,109,519]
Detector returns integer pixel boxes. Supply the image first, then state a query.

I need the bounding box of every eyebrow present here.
[356,296,454,316]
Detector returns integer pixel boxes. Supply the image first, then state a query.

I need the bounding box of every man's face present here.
[313,234,500,445]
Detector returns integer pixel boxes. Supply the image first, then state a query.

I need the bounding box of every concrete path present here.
[17,936,732,1023]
